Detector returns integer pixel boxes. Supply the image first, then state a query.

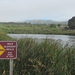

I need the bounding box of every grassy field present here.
[0,23,75,35]
[0,32,75,75]
[0,31,13,41]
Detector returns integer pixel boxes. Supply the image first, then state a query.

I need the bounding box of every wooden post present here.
[10,59,13,75]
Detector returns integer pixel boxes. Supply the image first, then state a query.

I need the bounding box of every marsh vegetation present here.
[0,23,75,35]
[0,32,75,75]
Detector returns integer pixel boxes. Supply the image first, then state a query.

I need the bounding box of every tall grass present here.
[0,31,13,41]
[0,33,75,75]
[14,38,75,75]
[0,32,14,75]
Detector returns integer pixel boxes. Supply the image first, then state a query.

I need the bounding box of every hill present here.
[26,20,68,25]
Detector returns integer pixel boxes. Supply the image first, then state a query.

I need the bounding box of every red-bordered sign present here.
[0,41,17,59]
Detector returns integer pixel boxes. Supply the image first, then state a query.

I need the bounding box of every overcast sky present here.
[0,0,75,22]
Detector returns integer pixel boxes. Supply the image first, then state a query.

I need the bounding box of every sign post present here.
[0,41,17,75]
[10,59,13,75]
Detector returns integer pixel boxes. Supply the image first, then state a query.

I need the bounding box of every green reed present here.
[0,33,75,75]
[13,38,75,75]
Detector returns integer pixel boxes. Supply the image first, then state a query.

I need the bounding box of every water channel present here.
[7,34,75,46]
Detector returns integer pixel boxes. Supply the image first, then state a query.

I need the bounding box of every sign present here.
[0,41,17,59]
[0,44,6,56]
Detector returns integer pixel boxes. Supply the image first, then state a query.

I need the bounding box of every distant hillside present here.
[26,20,68,25]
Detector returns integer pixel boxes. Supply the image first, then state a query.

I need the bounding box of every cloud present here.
[0,0,75,22]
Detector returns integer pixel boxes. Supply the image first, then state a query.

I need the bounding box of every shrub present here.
[50,24,56,28]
